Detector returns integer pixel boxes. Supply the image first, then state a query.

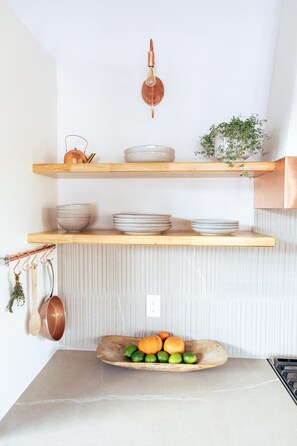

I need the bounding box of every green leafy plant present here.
[195,114,269,177]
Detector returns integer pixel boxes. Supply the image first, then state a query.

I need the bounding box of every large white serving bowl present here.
[57,215,91,232]
[124,145,175,162]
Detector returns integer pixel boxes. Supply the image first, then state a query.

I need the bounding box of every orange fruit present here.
[138,335,163,355]
[158,331,171,341]
[163,336,185,355]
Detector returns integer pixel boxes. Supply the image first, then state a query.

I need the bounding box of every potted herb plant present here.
[196,114,269,169]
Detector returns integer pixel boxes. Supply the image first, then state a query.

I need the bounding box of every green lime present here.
[131,351,145,362]
[183,352,197,364]
[123,344,138,358]
[145,354,157,363]
[168,353,183,364]
[157,351,169,363]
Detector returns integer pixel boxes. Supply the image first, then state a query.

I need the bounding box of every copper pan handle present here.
[44,259,54,302]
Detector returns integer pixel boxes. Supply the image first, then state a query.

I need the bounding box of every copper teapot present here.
[64,135,88,164]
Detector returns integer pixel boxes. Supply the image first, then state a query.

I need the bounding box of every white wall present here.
[56,0,280,227]
[0,1,57,420]
[54,0,285,358]
[266,0,297,159]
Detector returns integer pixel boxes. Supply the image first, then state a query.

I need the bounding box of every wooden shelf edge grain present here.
[32,162,276,179]
[27,230,275,247]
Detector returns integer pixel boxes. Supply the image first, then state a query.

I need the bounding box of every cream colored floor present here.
[0,351,296,446]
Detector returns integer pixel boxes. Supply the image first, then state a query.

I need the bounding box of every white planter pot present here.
[214,135,251,162]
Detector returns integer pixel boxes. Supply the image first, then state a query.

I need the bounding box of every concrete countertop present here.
[0,350,296,446]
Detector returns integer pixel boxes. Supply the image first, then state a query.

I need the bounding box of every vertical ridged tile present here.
[58,210,297,357]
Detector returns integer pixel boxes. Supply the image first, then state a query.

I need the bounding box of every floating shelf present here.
[32,162,276,179]
[27,230,275,247]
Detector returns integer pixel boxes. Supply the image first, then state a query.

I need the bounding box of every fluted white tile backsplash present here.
[58,209,297,357]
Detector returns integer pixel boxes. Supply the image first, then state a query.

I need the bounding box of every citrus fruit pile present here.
[123,331,197,365]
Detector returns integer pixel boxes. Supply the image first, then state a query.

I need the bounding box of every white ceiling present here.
[5,0,199,65]
[4,0,282,65]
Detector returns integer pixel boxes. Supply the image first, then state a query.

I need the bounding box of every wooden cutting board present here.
[97,335,228,372]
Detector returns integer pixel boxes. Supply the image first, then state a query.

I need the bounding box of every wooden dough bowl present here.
[97,335,228,372]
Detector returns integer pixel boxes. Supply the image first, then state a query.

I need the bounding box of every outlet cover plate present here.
[146,294,160,317]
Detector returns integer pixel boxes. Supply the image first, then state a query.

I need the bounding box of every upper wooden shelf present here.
[27,230,275,247]
[32,162,276,179]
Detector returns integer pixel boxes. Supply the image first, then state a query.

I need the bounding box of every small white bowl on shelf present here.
[57,203,92,210]
[124,145,175,162]
[57,215,91,232]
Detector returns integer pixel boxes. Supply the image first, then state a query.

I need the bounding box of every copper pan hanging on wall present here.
[39,259,66,341]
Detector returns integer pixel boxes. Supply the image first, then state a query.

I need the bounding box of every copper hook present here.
[22,252,31,272]
[31,250,38,268]
[48,246,55,261]
[40,248,49,264]
[13,256,21,273]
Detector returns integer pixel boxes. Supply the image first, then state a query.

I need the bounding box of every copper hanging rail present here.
[0,244,56,267]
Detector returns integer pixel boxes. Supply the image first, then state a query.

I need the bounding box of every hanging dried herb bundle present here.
[6,272,26,313]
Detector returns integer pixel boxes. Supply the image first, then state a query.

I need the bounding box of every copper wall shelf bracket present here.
[141,39,164,118]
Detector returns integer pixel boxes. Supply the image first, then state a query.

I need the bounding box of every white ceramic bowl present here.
[57,204,92,210]
[124,145,175,162]
[57,209,92,216]
[57,215,91,232]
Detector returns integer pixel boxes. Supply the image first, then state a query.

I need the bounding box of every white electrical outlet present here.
[146,294,160,317]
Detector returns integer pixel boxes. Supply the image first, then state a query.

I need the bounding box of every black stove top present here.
[268,358,297,405]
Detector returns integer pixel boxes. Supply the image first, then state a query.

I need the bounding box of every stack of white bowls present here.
[191,219,239,236]
[113,214,172,235]
[57,204,92,232]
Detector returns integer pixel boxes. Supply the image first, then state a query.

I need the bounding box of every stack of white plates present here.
[113,213,172,235]
[57,204,92,232]
[191,219,239,236]
[124,145,175,162]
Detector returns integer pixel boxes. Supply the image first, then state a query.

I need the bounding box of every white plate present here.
[192,228,238,235]
[113,213,171,219]
[120,230,171,235]
[192,219,239,224]
[113,222,172,226]
[192,224,239,229]
[114,226,172,231]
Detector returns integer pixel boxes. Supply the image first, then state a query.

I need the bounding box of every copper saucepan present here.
[39,259,66,341]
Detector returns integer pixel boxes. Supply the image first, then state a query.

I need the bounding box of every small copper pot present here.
[39,259,66,341]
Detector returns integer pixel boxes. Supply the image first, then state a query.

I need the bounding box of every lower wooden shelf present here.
[27,229,275,247]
